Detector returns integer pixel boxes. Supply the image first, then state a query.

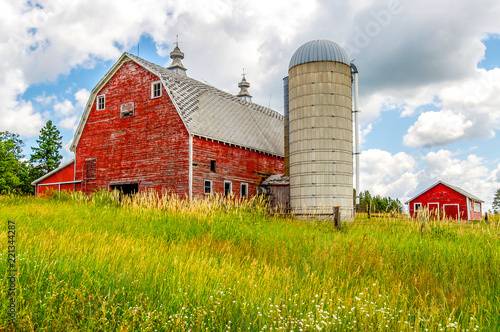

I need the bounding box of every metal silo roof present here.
[289,39,350,70]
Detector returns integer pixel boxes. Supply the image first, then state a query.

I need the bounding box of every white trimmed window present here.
[414,203,422,212]
[241,183,248,198]
[474,202,481,212]
[224,181,232,197]
[97,95,105,110]
[151,81,162,98]
[204,180,212,195]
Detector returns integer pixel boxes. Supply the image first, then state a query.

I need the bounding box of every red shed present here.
[31,160,80,197]
[406,181,483,221]
[32,47,284,197]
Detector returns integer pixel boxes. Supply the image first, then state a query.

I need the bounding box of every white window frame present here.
[97,95,105,110]
[240,183,248,198]
[414,203,422,213]
[151,81,162,99]
[224,181,232,197]
[204,180,212,195]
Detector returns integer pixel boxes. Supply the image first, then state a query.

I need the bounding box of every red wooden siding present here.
[192,136,284,197]
[469,199,482,221]
[74,60,190,196]
[408,183,482,221]
[36,161,75,196]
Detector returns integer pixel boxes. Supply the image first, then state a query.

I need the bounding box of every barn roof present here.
[405,180,484,204]
[71,53,284,157]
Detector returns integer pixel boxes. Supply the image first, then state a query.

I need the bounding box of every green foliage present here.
[0,131,24,193]
[358,190,403,213]
[493,188,500,213]
[30,120,62,176]
[1,193,498,330]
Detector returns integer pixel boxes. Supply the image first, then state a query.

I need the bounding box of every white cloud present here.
[74,89,90,109]
[403,111,474,147]
[360,149,418,198]
[53,99,76,116]
[359,123,372,146]
[58,115,78,130]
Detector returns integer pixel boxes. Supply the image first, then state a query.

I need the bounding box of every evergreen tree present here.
[493,188,500,213]
[30,120,62,177]
[0,132,24,193]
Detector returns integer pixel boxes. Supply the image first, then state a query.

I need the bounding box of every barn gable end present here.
[74,59,191,195]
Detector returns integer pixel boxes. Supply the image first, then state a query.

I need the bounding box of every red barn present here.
[406,181,483,221]
[32,46,284,197]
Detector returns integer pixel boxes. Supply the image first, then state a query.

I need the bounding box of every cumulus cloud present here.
[74,89,90,109]
[403,111,473,147]
[360,149,418,198]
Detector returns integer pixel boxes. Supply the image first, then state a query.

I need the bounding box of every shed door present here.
[443,204,459,220]
[428,203,439,219]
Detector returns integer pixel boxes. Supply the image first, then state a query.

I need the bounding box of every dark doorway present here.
[110,183,138,196]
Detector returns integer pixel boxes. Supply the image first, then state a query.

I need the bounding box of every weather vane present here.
[174,35,183,47]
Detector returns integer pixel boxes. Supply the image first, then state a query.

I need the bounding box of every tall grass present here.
[1,191,499,331]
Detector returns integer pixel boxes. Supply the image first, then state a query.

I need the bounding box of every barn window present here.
[151,81,162,98]
[120,102,134,119]
[474,202,481,212]
[210,160,216,173]
[97,95,105,110]
[241,183,248,197]
[414,203,422,212]
[85,158,97,179]
[204,180,212,195]
[224,181,232,197]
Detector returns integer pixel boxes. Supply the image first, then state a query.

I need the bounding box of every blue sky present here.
[2,0,500,210]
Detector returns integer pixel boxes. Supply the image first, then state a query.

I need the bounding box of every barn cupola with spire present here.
[236,70,252,103]
[167,37,187,76]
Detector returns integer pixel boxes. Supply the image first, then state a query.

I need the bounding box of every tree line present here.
[0,120,62,195]
[355,190,404,213]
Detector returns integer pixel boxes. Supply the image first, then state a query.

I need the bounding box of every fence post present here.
[333,207,341,230]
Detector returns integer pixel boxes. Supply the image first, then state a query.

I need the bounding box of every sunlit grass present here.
[0,191,498,331]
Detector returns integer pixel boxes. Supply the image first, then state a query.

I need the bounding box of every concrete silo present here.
[287,39,353,219]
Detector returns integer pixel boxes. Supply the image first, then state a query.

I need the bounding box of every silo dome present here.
[289,39,350,70]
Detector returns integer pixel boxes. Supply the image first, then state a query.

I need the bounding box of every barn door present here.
[443,204,459,220]
[428,203,439,220]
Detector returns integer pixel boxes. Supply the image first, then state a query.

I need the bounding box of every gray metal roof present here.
[72,53,284,157]
[405,180,484,204]
[260,174,290,186]
[289,39,350,70]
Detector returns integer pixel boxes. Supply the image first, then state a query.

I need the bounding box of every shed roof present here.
[289,39,350,70]
[71,53,284,157]
[405,180,484,204]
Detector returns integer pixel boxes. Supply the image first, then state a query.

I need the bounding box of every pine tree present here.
[493,188,500,213]
[30,120,62,177]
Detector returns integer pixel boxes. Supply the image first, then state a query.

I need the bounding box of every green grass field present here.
[1,192,499,331]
